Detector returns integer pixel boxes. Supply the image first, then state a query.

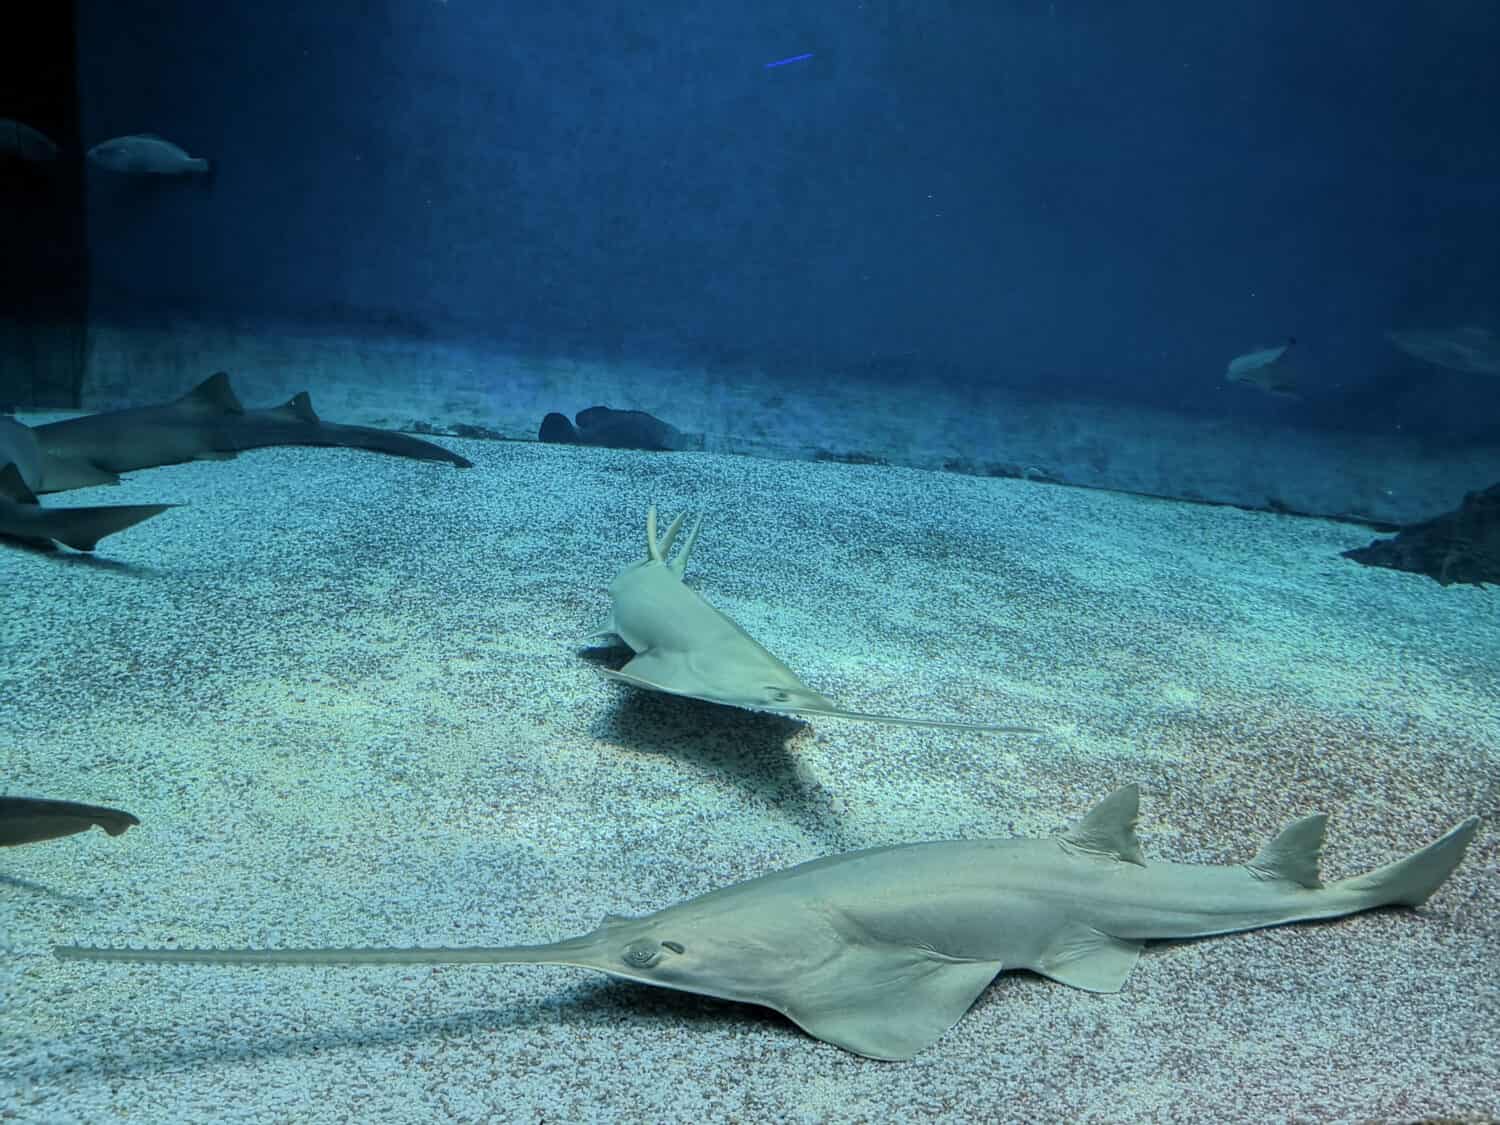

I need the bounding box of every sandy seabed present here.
[2,432,1496,1123]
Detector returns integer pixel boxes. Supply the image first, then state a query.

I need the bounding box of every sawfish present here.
[27,371,471,493]
[53,785,1478,1060]
[594,507,1042,732]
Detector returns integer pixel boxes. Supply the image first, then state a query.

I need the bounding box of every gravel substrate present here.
[2,435,1495,1123]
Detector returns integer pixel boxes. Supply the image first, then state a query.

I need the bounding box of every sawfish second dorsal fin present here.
[267,391,320,424]
[1059,784,1145,866]
[1245,814,1327,888]
[179,372,245,415]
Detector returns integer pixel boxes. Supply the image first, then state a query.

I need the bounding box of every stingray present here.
[0,417,175,551]
[1386,325,1500,376]
[26,372,471,493]
[539,405,703,452]
[593,506,1041,732]
[1224,337,1298,398]
[1,796,140,847]
[54,786,1477,1060]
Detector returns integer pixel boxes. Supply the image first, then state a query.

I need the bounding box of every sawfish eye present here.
[622,941,661,969]
[767,688,792,704]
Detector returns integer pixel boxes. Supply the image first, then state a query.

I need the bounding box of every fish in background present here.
[86,134,210,175]
[1386,325,1500,376]
[26,372,471,493]
[1224,336,1298,398]
[0,796,140,847]
[539,405,703,452]
[1343,482,1500,587]
[0,416,175,551]
[0,118,59,162]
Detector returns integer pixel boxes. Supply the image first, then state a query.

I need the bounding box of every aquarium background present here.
[8,0,1500,513]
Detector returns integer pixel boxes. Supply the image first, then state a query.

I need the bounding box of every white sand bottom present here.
[1,432,1496,1123]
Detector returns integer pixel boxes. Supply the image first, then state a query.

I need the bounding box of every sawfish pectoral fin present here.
[1034,922,1142,993]
[37,456,121,492]
[779,947,1004,1061]
[598,653,713,699]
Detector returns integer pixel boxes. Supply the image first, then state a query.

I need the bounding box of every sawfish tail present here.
[241,390,473,467]
[264,417,475,467]
[1330,816,1480,908]
[0,501,175,552]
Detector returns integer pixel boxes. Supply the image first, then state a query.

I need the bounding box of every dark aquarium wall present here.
[0,0,87,408]
[55,0,1500,517]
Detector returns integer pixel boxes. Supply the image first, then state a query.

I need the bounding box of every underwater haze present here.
[3,2,1499,1122]
[64,0,1500,518]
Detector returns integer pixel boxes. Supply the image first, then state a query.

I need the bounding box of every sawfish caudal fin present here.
[1332,816,1481,908]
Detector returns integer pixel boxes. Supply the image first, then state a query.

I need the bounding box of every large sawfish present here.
[54,785,1478,1060]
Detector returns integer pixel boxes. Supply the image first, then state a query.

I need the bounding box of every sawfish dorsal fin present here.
[267,391,320,424]
[179,372,245,415]
[1245,813,1327,887]
[1059,784,1145,866]
[643,505,703,575]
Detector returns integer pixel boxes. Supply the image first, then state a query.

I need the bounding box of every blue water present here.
[67,0,1500,442]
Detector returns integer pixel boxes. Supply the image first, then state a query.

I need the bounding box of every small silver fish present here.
[1225,336,1298,398]
[0,117,60,161]
[1386,325,1500,376]
[87,134,210,175]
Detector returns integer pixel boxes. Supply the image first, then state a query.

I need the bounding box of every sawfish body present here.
[30,372,471,492]
[55,786,1478,1060]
